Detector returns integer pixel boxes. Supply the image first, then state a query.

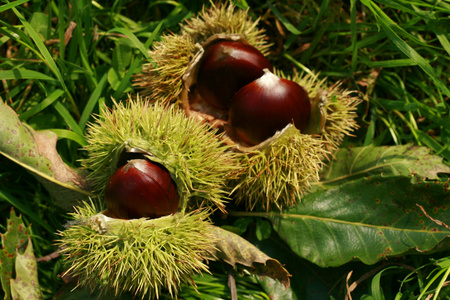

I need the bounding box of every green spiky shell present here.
[230,71,361,210]
[230,125,328,211]
[81,97,238,212]
[133,2,270,105]
[58,201,215,299]
[133,33,197,104]
[181,2,271,55]
[134,2,361,211]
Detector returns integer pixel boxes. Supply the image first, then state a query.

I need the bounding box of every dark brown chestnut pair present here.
[196,40,311,146]
[104,155,179,220]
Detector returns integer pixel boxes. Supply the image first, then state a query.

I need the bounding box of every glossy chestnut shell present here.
[105,159,179,219]
[229,69,311,146]
[196,40,273,110]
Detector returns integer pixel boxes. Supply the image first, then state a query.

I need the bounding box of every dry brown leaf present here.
[211,226,291,288]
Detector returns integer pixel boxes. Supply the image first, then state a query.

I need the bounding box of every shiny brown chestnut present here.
[229,69,311,146]
[196,40,273,110]
[105,159,179,219]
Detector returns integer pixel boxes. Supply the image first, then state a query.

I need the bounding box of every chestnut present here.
[196,40,273,110]
[229,69,311,146]
[104,159,179,219]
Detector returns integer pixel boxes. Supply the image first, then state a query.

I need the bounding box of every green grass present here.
[1,0,449,299]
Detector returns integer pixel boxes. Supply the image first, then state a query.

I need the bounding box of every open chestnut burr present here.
[183,34,312,147]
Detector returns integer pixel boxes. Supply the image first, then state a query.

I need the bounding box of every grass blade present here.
[267,2,302,35]
[0,24,36,54]
[111,21,163,100]
[301,2,341,64]
[371,266,403,300]
[52,102,84,137]
[415,130,450,161]
[0,70,57,81]
[0,189,54,233]
[350,0,358,72]
[363,58,418,68]
[49,129,87,146]
[78,73,108,130]
[361,0,450,98]
[71,0,95,88]
[434,27,450,57]
[0,0,28,13]
[19,89,65,121]
[11,5,80,117]
[107,27,152,61]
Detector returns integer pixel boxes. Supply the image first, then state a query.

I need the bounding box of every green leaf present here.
[112,43,132,73]
[107,67,123,91]
[258,277,297,300]
[266,176,450,267]
[27,12,49,41]
[10,238,40,300]
[318,144,450,189]
[253,227,342,300]
[233,217,252,234]
[0,100,91,210]
[0,208,32,300]
[256,218,272,241]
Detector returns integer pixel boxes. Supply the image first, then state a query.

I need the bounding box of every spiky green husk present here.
[280,70,362,153]
[134,2,270,105]
[321,83,361,152]
[81,97,238,212]
[231,126,328,211]
[232,71,360,211]
[132,1,360,212]
[58,201,215,299]
[133,33,197,103]
[181,2,271,55]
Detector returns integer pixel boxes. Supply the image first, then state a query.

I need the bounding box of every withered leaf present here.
[0,100,91,210]
[211,226,290,288]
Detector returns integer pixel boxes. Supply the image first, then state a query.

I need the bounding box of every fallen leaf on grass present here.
[0,100,91,210]
[211,226,290,288]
